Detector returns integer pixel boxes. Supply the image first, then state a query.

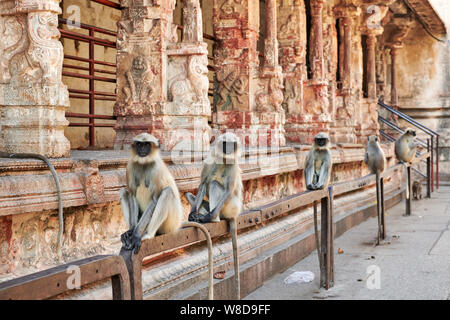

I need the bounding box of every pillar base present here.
[0,105,70,158]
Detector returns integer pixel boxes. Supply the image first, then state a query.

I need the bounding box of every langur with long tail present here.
[364,135,387,243]
[186,132,243,300]
[304,132,333,276]
[120,133,214,300]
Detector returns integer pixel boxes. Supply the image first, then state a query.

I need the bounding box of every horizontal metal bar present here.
[60,29,116,48]
[62,71,116,83]
[64,54,116,67]
[69,123,115,127]
[90,0,122,10]
[59,17,117,36]
[0,255,130,300]
[66,112,116,120]
[68,89,116,97]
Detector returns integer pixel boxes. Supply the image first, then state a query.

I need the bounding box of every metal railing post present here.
[405,165,412,216]
[427,139,431,198]
[431,138,434,193]
[436,136,439,189]
[380,177,386,239]
[319,186,334,289]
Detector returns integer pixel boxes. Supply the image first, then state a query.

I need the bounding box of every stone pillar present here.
[114,0,211,153]
[213,0,285,147]
[389,45,400,107]
[331,3,360,144]
[310,0,324,81]
[0,0,70,158]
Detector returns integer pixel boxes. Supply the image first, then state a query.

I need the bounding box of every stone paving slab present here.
[245,187,450,300]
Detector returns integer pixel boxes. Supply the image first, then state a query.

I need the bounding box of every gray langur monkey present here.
[412,181,422,200]
[0,151,63,257]
[305,132,332,191]
[120,133,215,299]
[395,128,419,163]
[394,128,420,200]
[186,132,243,300]
[364,135,386,176]
[364,135,387,243]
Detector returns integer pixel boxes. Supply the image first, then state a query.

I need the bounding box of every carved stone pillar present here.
[114,0,211,153]
[310,0,324,81]
[213,0,285,148]
[389,45,400,107]
[330,3,360,144]
[366,33,377,100]
[0,0,70,157]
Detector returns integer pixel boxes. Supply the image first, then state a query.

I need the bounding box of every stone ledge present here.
[0,144,395,217]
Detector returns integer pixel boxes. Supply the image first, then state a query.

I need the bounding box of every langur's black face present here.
[222,140,237,155]
[315,137,328,147]
[135,141,152,157]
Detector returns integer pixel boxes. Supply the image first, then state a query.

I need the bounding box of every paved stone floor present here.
[245,186,450,300]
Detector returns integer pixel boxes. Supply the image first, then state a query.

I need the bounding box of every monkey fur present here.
[186,132,243,299]
[305,132,332,191]
[412,181,423,200]
[120,133,215,299]
[364,135,386,175]
[395,128,419,163]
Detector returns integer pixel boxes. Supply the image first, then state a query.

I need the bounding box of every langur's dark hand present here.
[120,228,134,248]
[130,232,142,254]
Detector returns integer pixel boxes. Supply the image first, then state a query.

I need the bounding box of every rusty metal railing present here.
[0,255,130,300]
[378,100,440,190]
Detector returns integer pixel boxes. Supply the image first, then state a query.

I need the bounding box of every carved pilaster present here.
[310,0,324,81]
[114,0,211,153]
[0,0,70,157]
[213,0,285,148]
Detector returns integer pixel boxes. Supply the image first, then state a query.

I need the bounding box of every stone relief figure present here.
[183,0,202,43]
[279,14,297,39]
[256,73,284,113]
[336,96,353,119]
[220,0,242,15]
[0,16,28,84]
[9,12,64,86]
[123,55,154,105]
[305,87,328,115]
[187,55,209,103]
[282,65,302,114]
[216,69,247,110]
[116,20,131,52]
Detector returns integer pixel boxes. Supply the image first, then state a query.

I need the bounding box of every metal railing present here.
[0,255,130,300]
[378,100,440,190]
[0,151,434,299]
[59,18,117,147]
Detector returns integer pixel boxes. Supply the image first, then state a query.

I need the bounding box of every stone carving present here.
[216,69,247,110]
[116,21,131,52]
[187,54,209,103]
[0,16,28,84]
[279,14,298,39]
[220,0,243,16]
[183,0,202,43]
[9,11,64,86]
[256,74,284,113]
[282,65,302,114]
[123,56,154,105]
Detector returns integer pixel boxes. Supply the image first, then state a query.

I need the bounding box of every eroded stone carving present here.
[123,55,155,105]
[216,69,247,110]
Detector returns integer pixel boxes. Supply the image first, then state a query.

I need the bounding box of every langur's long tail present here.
[375,172,382,244]
[0,152,64,258]
[229,218,240,300]
[182,221,214,300]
